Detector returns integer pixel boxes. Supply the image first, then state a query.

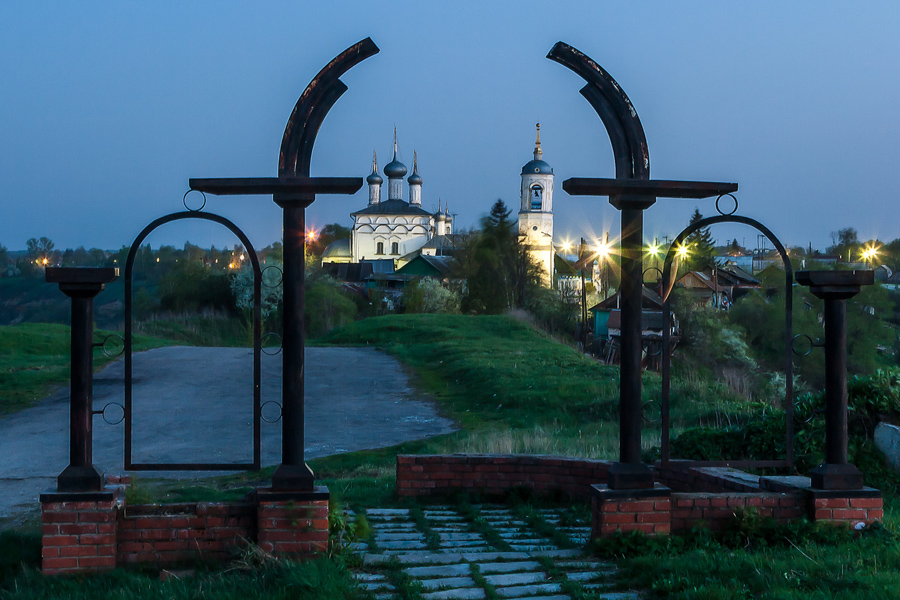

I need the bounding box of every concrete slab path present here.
[352,504,639,600]
[0,346,456,522]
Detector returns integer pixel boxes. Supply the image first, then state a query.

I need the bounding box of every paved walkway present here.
[0,346,456,522]
[350,504,640,600]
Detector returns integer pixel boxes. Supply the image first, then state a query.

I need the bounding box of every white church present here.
[322,126,556,285]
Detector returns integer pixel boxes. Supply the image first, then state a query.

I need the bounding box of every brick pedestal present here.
[805,488,883,526]
[41,489,118,575]
[256,487,330,555]
[591,484,671,539]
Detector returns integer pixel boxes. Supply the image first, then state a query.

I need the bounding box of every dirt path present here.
[0,346,455,522]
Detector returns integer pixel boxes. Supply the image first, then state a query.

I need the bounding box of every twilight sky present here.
[1,2,898,254]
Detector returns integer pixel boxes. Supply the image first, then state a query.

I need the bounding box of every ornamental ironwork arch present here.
[123,210,264,471]
[659,209,795,468]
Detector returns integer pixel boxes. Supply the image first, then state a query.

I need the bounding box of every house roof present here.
[717,265,760,286]
[396,254,457,278]
[420,235,455,250]
[589,286,664,312]
[351,199,433,217]
[676,270,728,293]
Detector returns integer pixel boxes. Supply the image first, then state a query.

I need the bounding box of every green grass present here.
[613,530,900,599]
[0,323,170,415]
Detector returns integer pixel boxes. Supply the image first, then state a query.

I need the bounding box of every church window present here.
[376,241,384,255]
[391,242,399,255]
[531,185,543,210]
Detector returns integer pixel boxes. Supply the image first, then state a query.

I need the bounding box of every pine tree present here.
[685,208,715,271]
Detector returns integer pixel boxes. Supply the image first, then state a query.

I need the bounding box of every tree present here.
[26,237,54,265]
[684,209,715,271]
[309,223,351,257]
[402,278,461,314]
[457,199,545,314]
[0,242,8,275]
[828,227,859,261]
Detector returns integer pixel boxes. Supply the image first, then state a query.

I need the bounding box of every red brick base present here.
[41,486,331,574]
[591,484,672,538]
[256,487,330,556]
[41,490,118,575]
[806,491,883,527]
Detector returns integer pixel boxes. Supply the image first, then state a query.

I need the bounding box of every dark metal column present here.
[606,199,654,489]
[823,297,848,466]
[46,267,118,492]
[796,270,873,490]
[272,199,315,489]
[618,207,644,466]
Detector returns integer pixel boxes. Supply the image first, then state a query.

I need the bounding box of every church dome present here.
[522,159,553,175]
[384,157,407,178]
[321,238,351,259]
[408,168,422,186]
[366,170,383,185]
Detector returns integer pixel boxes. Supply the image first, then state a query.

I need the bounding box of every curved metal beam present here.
[279,38,380,177]
[547,42,649,179]
[658,214,794,468]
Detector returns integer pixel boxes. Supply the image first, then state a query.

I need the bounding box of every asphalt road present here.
[0,346,456,522]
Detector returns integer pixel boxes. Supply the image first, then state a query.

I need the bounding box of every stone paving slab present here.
[377,532,427,541]
[406,563,472,578]
[495,582,564,598]
[557,559,615,570]
[367,508,410,515]
[471,560,541,574]
[378,540,430,550]
[439,532,487,541]
[483,572,547,587]
[422,589,486,600]
[420,576,479,590]
[566,571,606,582]
[528,549,582,558]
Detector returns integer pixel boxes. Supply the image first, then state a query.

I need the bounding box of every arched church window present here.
[531,185,543,210]
[391,242,399,255]
[376,241,384,255]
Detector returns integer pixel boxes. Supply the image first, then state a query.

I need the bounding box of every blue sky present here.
[1,2,898,253]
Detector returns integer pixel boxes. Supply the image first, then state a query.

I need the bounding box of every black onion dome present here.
[384,157,407,178]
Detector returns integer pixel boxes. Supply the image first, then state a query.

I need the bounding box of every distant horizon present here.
[2,3,898,253]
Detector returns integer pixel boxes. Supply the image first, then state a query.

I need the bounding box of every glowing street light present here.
[676,244,689,260]
[861,246,879,264]
[596,240,610,258]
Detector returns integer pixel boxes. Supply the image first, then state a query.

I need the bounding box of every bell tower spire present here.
[519,123,555,287]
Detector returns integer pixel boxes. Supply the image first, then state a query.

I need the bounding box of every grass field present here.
[2,313,899,599]
[0,323,171,415]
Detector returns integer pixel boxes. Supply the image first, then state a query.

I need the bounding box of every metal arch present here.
[547,42,649,180]
[658,214,795,468]
[279,38,380,179]
[123,211,263,471]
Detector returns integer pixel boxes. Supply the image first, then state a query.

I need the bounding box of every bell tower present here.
[518,123,555,286]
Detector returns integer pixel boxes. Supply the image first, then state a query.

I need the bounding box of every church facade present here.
[323,127,557,287]
[346,132,452,266]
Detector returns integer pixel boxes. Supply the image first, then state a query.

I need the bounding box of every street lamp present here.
[861,246,879,265]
